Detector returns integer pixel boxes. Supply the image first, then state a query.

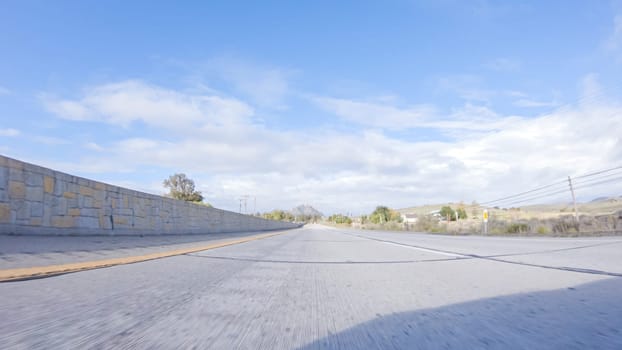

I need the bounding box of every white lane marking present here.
[380,241,465,257]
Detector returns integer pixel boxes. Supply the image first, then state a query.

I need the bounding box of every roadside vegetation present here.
[329,201,622,236]
[261,205,322,223]
[327,214,352,225]
[163,173,209,204]
[262,210,295,222]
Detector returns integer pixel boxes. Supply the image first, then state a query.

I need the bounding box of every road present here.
[1,225,621,349]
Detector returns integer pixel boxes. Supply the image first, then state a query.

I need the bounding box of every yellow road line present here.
[0,231,285,282]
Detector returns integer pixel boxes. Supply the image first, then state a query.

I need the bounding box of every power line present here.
[480,180,567,205]
[487,187,571,207]
[573,170,622,186]
[573,165,622,180]
[574,176,622,192]
[498,188,571,207]
[481,165,622,208]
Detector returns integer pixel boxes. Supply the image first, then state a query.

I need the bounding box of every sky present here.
[1,0,622,215]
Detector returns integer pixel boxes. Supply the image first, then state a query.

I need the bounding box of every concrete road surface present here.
[1,224,621,349]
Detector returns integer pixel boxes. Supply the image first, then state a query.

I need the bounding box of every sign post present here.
[482,209,489,235]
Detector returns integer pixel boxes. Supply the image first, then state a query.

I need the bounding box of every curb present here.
[0,231,285,282]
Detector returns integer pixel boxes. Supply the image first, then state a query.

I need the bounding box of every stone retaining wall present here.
[0,155,300,235]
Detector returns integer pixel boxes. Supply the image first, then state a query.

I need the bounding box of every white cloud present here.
[311,96,437,129]
[513,98,558,108]
[85,142,104,152]
[312,96,521,133]
[194,57,294,109]
[0,128,20,137]
[437,74,495,102]
[605,15,622,52]
[505,90,528,98]
[579,73,605,105]
[42,80,254,129]
[32,136,70,145]
[36,76,622,214]
[0,86,11,96]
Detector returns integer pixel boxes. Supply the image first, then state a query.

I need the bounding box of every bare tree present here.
[163,173,204,202]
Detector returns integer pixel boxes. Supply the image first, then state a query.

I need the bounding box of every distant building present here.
[428,210,442,221]
[428,210,441,216]
[401,213,418,223]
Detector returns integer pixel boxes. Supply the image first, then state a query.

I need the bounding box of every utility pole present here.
[568,176,578,221]
[239,195,250,214]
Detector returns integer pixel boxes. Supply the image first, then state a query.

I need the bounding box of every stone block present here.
[94,182,106,191]
[51,215,75,228]
[93,189,105,201]
[44,176,54,194]
[116,208,134,216]
[0,167,8,189]
[76,216,99,228]
[52,197,68,216]
[9,181,25,199]
[79,185,94,197]
[82,197,94,208]
[30,202,44,217]
[15,201,31,220]
[6,157,23,169]
[0,203,10,223]
[29,217,42,226]
[43,205,51,225]
[80,208,100,217]
[25,186,43,202]
[9,167,24,182]
[63,191,77,199]
[66,197,79,209]
[53,180,65,196]
[25,173,43,187]
[99,215,112,229]
[66,182,79,194]
[112,215,130,226]
[68,208,81,216]
[134,217,148,228]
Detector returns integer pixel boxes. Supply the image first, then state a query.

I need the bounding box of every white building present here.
[401,213,418,224]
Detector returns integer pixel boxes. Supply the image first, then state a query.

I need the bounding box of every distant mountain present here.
[290,205,323,218]
[590,196,621,203]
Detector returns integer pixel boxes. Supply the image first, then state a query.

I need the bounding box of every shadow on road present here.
[297,278,622,349]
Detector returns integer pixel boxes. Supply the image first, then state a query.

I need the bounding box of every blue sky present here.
[1,1,622,214]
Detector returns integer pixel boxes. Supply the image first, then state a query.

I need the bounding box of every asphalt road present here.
[1,225,621,349]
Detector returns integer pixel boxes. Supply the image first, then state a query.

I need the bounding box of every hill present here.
[397,197,622,220]
[291,205,323,218]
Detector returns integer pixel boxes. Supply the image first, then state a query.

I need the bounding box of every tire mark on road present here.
[184,253,467,264]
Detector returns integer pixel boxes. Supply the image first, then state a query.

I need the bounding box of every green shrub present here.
[507,223,529,233]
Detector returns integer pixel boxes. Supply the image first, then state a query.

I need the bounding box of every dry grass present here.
[392,197,622,236]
